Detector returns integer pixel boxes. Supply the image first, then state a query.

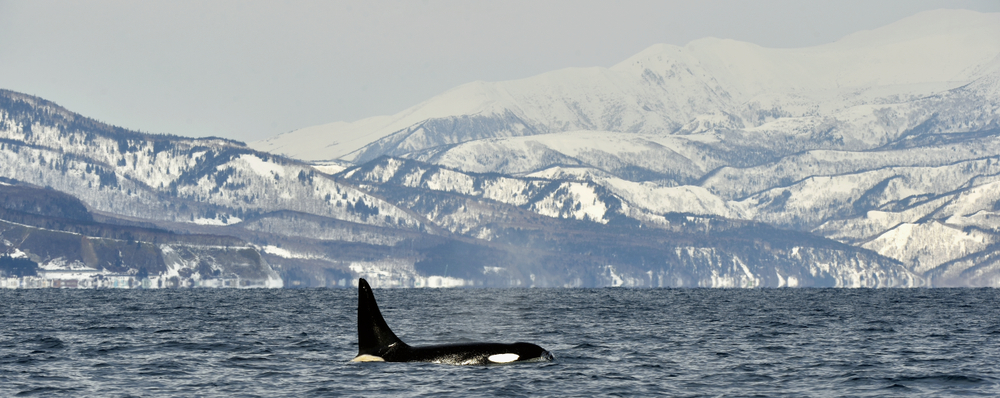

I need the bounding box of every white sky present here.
[1,0,997,142]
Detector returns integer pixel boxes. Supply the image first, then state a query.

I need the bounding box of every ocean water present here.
[1,288,998,397]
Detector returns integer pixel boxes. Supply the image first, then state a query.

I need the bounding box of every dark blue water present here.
[1,288,998,397]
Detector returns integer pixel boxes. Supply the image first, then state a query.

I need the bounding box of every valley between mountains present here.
[2,9,999,288]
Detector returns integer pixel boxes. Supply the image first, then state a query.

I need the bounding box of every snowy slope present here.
[338,157,919,288]
[0,92,423,231]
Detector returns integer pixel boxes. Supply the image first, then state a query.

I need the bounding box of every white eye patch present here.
[488,353,519,363]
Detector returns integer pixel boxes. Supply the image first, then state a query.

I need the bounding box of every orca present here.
[352,278,554,365]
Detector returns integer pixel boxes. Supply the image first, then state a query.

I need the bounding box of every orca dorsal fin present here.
[357,278,406,357]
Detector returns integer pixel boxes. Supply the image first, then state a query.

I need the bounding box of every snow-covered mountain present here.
[4,10,997,287]
[0,89,439,287]
[1,89,918,287]
[249,9,1000,286]
[253,9,999,162]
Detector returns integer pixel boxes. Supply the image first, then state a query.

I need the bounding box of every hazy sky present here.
[1,1,998,142]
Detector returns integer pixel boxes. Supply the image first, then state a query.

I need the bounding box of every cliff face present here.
[0,182,280,288]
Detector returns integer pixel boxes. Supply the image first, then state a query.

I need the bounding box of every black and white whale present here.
[352,278,554,365]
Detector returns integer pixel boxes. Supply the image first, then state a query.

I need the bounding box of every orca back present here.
[353,278,552,365]
[357,278,406,358]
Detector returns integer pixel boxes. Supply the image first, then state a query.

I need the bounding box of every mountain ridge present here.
[0,89,923,287]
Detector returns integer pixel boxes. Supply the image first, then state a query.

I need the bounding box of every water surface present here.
[1,288,998,396]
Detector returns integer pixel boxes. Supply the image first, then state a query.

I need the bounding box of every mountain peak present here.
[252,9,1000,162]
